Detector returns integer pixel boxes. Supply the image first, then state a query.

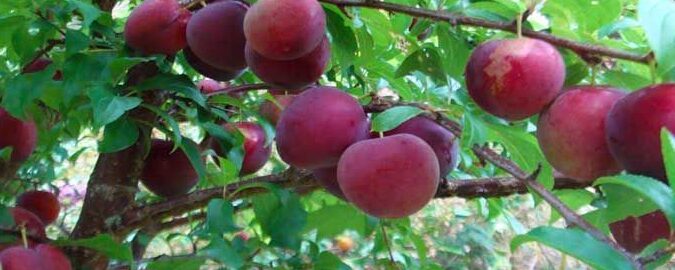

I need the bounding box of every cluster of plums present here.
[0,191,71,269]
[124,0,329,89]
[465,37,675,252]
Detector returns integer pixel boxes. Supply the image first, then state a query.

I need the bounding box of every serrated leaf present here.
[206,199,238,234]
[371,106,424,132]
[98,117,139,153]
[595,174,675,227]
[56,234,132,262]
[512,227,633,270]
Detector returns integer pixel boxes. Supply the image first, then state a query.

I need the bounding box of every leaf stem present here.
[380,224,397,268]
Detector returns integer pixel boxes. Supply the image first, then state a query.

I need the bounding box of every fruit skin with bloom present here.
[337,134,439,218]
[276,87,369,169]
[537,86,626,182]
[243,0,326,60]
[605,83,675,181]
[184,47,243,81]
[465,38,565,121]
[0,108,37,163]
[140,139,199,198]
[16,190,61,225]
[214,122,272,175]
[124,0,191,55]
[0,244,72,270]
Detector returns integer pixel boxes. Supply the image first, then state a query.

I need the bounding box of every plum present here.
[384,116,460,177]
[16,191,60,225]
[187,1,248,71]
[465,38,565,120]
[537,86,626,182]
[140,139,199,197]
[184,47,243,81]
[197,78,224,95]
[258,94,296,125]
[0,244,71,270]
[6,207,46,239]
[245,36,330,89]
[214,122,271,175]
[276,86,369,169]
[124,0,190,55]
[606,83,675,181]
[610,211,673,253]
[311,166,346,200]
[21,57,62,80]
[243,0,326,60]
[0,108,37,162]
[337,134,439,218]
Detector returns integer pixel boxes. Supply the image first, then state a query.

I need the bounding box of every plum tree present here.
[384,116,460,177]
[0,244,72,270]
[197,78,224,95]
[610,211,673,253]
[16,191,60,225]
[606,83,675,180]
[276,86,369,169]
[124,0,190,55]
[214,122,271,175]
[465,38,565,121]
[259,94,296,125]
[8,207,46,239]
[243,0,326,60]
[184,47,243,81]
[337,134,439,218]
[140,140,199,197]
[0,108,37,162]
[537,86,626,182]
[311,166,346,199]
[187,1,248,71]
[246,37,330,89]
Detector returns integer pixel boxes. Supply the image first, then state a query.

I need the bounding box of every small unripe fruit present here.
[334,236,355,253]
[0,108,37,162]
[141,140,199,197]
[258,94,296,125]
[276,87,369,169]
[338,134,439,218]
[537,86,626,182]
[606,83,675,181]
[246,36,330,89]
[244,0,326,60]
[124,0,190,55]
[16,191,60,225]
[384,117,460,178]
[22,57,62,80]
[465,38,565,120]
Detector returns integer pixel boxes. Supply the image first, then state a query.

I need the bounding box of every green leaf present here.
[199,237,244,269]
[661,129,675,188]
[305,204,369,239]
[252,186,307,249]
[1,68,55,118]
[314,251,351,270]
[512,227,633,270]
[56,234,132,262]
[65,29,89,56]
[0,206,13,228]
[206,199,239,234]
[638,0,675,81]
[178,138,206,181]
[98,117,139,153]
[67,0,103,29]
[549,189,595,224]
[146,257,206,270]
[89,86,142,128]
[62,52,117,103]
[371,106,424,132]
[595,174,675,227]
[396,46,446,82]
[325,6,358,67]
[136,74,206,107]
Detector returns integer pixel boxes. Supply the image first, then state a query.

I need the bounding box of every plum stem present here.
[20,225,28,249]
[380,224,397,268]
[516,12,523,38]
[378,132,384,138]
[590,66,598,87]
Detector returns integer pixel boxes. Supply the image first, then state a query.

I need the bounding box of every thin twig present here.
[205,83,272,97]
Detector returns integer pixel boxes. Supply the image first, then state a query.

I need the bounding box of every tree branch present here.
[205,83,272,97]
[318,0,651,64]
